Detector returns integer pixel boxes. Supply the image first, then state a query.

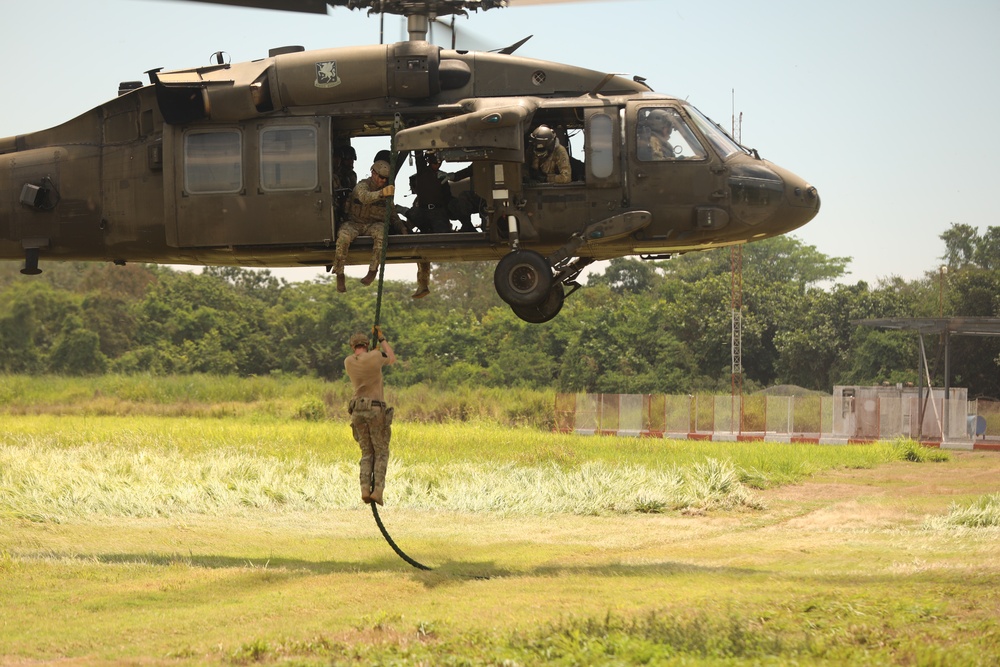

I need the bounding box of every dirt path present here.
[754,450,1000,532]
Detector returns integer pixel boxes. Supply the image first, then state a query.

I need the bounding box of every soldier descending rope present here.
[343,327,395,505]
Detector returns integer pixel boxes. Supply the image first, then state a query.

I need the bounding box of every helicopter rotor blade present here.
[175,0,331,13]
[504,0,604,5]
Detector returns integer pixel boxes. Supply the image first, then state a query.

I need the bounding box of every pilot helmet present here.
[349,332,369,349]
[374,149,392,163]
[644,109,674,133]
[337,145,357,160]
[530,125,557,156]
[372,160,391,178]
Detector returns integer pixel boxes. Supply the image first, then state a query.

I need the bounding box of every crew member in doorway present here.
[333,159,396,291]
[332,159,430,298]
[527,124,571,184]
[408,150,453,234]
[344,328,396,505]
[336,144,358,192]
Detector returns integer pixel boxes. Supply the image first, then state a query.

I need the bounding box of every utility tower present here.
[730,94,744,433]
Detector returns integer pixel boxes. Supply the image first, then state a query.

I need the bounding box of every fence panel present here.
[554,393,576,432]
[693,394,715,433]
[788,395,824,435]
[664,395,692,433]
[944,397,969,440]
[978,400,1000,439]
[619,394,644,436]
[599,394,620,434]
[645,394,667,434]
[713,395,738,434]
[575,393,599,433]
[558,392,987,441]
[765,396,792,434]
[878,397,906,439]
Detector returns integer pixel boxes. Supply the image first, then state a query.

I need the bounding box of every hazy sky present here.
[2,0,998,286]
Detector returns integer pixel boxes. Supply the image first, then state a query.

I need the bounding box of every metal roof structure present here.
[855,317,1000,337]
[853,317,1000,401]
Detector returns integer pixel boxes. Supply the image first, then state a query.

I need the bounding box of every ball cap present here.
[372,160,391,178]
[349,332,369,348]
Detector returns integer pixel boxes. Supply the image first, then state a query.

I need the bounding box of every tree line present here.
[1,224,998,398]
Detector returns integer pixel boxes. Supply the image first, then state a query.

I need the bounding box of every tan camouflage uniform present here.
[530,142,572,184]
[333,177,390,275]
[345,338,394,502]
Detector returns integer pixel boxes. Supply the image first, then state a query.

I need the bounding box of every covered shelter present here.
[854,317,1000,439]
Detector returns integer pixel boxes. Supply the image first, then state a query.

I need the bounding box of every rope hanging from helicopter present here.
[367,113,433,572]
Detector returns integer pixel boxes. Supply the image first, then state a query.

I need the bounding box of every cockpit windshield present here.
[687,106,747,160]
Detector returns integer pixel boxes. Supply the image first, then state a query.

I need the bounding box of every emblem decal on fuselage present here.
[315,61,341,88]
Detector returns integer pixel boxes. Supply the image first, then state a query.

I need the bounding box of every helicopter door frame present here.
[165,116,333,248]
[625,101,726,233]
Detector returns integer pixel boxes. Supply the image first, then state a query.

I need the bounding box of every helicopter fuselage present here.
[0,41,819,319]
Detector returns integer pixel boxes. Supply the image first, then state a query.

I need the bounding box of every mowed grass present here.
[2,414,1000,665]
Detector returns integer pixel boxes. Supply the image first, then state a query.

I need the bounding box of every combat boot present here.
[411,285,430,299]
[336,273,346,293]
[369,485,384,506]
[361,483,372,504]
[360,269,377,286]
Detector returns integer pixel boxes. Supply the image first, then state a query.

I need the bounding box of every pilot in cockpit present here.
[639,109,676,161]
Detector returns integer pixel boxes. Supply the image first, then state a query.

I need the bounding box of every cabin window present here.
[259,126,319,191]
[636,107,707,162]
[588,113,614,179]
[184,130,242,194]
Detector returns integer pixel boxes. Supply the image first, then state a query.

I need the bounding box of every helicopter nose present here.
[784,178,821,232]
[757,163,820,235]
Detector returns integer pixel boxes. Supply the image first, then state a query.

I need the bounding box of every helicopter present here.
[0,0,820,323]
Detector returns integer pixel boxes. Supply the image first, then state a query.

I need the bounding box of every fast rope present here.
[367,113,432,571]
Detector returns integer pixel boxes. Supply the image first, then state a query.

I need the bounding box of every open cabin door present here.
[164,116,333,247]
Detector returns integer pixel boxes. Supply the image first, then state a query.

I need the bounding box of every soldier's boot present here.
[336,273,347,293]
[360,483,372,504]
[411,284,430,299]
[360,269,378,286]
[369,485,384,506]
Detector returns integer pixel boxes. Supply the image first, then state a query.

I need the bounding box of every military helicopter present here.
[0,0,820,323]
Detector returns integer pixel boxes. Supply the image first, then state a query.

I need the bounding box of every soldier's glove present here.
[372,326,386,343]
[381,185,395,197]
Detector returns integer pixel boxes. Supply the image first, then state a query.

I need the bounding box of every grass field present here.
[2,410,1000,665]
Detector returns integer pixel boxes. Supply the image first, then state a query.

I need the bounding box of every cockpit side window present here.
[636,107,707,162]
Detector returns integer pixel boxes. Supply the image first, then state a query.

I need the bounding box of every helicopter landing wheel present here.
[510,284,565,324]
[494,250,553,307]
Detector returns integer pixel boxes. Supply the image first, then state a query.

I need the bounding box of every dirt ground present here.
[754,449,1000,533]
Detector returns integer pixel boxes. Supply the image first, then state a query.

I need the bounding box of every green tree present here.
[587,258,662,295]
[48,315,108,375]
[0,281,80,373]
[940,223,981,270]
